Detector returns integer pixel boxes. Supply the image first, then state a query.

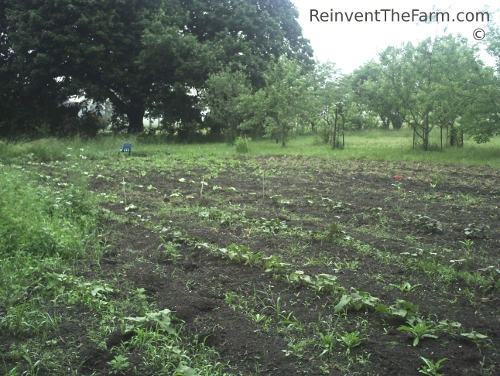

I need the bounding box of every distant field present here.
[1,129,499,168]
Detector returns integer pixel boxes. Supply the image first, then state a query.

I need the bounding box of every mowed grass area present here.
[1,128,499,167]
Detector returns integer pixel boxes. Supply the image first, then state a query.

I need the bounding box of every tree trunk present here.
[332,108,338,149]
[422,115,430,151]
[449,122,456,146]
[127,105,145,134]
[380,115,390,130]
[391,117,403,130]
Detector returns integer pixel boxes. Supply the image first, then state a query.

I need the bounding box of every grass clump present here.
[0,168,98,258]
[235,136,250,154]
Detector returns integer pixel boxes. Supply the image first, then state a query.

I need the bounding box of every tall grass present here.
[0,168,99,258]
[0,167,100,339]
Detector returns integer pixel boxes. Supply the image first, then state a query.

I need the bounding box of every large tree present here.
[3,0,313,134]
[4,0,211,133]
[351,60,405,130]
[202,67,252,143]
[239,57,310,146]
[353,36,499,150]
[181,0,313,88]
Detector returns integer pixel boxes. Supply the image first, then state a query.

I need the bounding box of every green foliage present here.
[42,273,114,308]
[375,299,419,319]
[3,0,312,135]
[107,355,131,374]
[317,332,336,357]
[337,331,365,354]
[334,289,379,313]
[464,222,489,239]
[460,330,488,343]
[288,271,343,295]
[407,214,443,233]
[235,137,250,154]
[353,35,500,148]
[477,266,500,291]
[203,68,252,142]
[0,168,98,258]
[418,357,447,376]
[389,282,422,293]
[323,222,345,241]
[159,240,182,263]
[397,318,438,346]
[436,319,462,337]
[125,309,178,335]
[239,57,311,146]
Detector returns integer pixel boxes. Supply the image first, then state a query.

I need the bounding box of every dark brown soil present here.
[7,155,500,375]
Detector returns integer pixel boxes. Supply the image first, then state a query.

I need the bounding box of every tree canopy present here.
[2,0,312,135]
[351,35,500,149]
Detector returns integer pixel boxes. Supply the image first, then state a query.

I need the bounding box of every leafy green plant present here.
[464,222,489,239]
[437,319,462,337]
[390,282,422,292]
[313,274,343,294]
[125,308,178,335]
[0,169,98,258]
[263,254,291,274]
[334,289,379,313]
[397,318,438,346]
[159,240,182,263]
[107,355,131,374]
[460,331,488,344]
[418,356,447,376]
[376,299,419,320]
[477,265,500,291]
[323,222,345,241]
[407,214,443,233]
[287,272,343,295]
[337,331,365,354]
[317,332,336,357]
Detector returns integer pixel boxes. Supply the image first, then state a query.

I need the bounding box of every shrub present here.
[235,136,250,154]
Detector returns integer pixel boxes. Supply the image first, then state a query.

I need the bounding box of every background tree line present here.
[1,0,499,150]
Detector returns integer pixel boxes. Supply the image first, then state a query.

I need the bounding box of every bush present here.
[235,137,250,154]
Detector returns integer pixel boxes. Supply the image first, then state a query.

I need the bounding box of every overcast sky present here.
[291,0,499,73]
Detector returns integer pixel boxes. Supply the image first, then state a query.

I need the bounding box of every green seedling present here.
[313,274,342,294]
[397,318,438,346]
[461,331,488,344]
[477,266,500,291]
[250,313,267,323]
[337,331,365,354]
[107,355,131,375]
[334,288,379,313]
[288,270,313,285]
[459,239,474,250]
[390,282,422,292]
[418,356,447,376]
[125,308,177,335]
[323,222,345,242]
[159,240,182,262]
[317,332,336,357]
[376,299,419,319]
[437,319,462,336]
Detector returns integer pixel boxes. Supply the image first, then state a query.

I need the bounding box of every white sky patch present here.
[292,0,498,73]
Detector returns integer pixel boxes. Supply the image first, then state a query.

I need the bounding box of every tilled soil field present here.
[7,155,500,375]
